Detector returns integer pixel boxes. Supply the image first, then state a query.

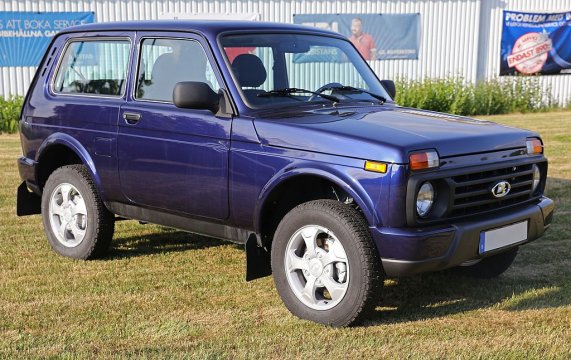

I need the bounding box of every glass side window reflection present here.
[136,38,220,102]
[53,40,130,96]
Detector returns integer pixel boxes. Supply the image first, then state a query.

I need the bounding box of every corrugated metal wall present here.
[1,0,569,105]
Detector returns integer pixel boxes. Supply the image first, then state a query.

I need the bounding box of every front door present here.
[118,33,231,220]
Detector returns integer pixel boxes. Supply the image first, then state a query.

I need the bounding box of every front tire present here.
[41,165,115,259]
[455,247,519,279]
[271,200,383,327]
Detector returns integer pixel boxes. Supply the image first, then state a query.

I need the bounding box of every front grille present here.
[407,159,546,226]
[448,164,535,218]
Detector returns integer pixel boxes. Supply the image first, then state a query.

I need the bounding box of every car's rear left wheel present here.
[42,165,114,259]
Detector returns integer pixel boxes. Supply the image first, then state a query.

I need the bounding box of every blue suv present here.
[17,21,554,326]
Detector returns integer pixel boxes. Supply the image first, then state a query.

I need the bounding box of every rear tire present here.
[455,247,519,279]
[271,200,383,327]
[41,165,115,259]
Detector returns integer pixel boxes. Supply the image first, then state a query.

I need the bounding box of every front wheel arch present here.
[255,169,379,243]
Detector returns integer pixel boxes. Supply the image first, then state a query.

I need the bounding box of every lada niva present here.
[16,20,554,326]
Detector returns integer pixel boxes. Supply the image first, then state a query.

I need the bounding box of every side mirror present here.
[173,81,219,113]
[381,80,396,99]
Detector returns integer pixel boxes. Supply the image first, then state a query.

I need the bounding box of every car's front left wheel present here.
[271,199,383,327]
[41,164,115,259]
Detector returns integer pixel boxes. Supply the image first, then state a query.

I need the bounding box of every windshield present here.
[220,33,390,108]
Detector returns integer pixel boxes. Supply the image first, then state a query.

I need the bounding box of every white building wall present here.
[0,0,569,105]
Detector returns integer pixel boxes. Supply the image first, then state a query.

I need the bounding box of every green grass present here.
[1,112,571,358]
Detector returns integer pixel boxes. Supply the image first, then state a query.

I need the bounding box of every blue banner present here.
[293,13,420,61]
[0,12,95,67]
[500,10,571,75]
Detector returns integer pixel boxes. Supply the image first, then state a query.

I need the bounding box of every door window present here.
[136,38,221,102]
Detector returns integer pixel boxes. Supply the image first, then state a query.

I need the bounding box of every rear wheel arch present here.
[36,134,103,196]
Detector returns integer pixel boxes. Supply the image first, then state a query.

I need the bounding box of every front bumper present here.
[372,196,555,277]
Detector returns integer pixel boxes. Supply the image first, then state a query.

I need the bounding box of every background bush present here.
[394,76,560,116]
[0,96,23,134]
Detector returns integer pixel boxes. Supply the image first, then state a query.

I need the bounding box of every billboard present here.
[293,13,420,61]
[500,10,571,75]
[0,12,95,67]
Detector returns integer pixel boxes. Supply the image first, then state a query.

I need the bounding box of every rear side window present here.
[53,39,131,97]
[136,38,221,102]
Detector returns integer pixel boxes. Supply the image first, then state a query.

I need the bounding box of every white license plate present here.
[479,221,528,254]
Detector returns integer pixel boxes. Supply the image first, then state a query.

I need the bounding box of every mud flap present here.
[245,233,272,281]
[17,182,41,216]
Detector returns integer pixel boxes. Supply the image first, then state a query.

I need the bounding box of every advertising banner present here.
[0,12,95,67]
[293,13,420,61]
[500,10,571,75]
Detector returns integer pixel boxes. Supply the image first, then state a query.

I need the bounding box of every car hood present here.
[252,105,537,164]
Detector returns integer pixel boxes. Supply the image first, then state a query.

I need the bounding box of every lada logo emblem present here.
[491,180,511,198]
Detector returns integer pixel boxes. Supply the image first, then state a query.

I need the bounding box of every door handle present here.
[123,112,141,124]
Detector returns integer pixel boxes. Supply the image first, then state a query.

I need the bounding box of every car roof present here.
[60,20,342,38]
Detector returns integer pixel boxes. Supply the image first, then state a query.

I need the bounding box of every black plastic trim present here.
[107,201,252,244]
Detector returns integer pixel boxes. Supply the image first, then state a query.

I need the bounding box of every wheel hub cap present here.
[284,225,349,310]
[48,183,88,248]
[308,258,324,277]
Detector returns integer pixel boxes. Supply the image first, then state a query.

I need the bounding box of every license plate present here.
[479,221,528,254]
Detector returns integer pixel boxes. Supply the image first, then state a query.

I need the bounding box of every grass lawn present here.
[1,111,570,358]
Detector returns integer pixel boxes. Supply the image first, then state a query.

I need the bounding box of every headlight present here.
[532,164,541,193]
[416,182,435,218]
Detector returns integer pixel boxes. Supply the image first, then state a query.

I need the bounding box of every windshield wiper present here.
[258,88,340,103]
[315,85,387,103]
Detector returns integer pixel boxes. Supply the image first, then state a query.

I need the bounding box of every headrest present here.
[231,54,267,88]
[151,53,176,80]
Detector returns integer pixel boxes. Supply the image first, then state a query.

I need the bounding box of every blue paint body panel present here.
[17,20,554,277]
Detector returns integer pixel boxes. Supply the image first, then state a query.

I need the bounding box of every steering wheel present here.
[308,82,343,101]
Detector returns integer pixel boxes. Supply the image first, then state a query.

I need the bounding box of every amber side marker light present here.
[409,150,439,171]
[364,161,388,173]
[526,138,543,154]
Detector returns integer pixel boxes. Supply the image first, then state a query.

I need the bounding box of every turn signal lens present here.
[409,150,439,171]
[526,138,543,154]
[364,161,387,173]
